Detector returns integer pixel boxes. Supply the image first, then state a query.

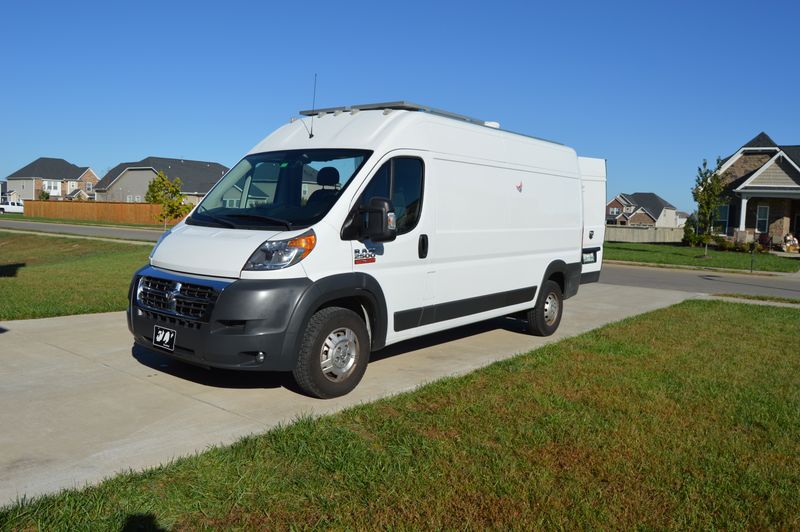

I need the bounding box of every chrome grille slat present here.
[137,275,219,322]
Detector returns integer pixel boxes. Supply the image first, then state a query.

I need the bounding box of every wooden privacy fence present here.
[605,225,684,243]
[25,200,164,225]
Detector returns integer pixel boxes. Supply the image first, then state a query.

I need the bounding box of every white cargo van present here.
[127,102,606,398]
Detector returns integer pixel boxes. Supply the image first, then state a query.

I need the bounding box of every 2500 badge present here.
[354,248,376,265]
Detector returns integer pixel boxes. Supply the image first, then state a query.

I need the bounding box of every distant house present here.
[0,180,16,202]
[717,132,800,239]
[5,157,99,201]
[94,157,229,204]
[606,193,679,227]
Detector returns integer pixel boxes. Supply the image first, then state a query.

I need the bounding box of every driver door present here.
[348,152,434,341]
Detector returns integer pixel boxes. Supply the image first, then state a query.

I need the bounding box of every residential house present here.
[0,180,18,202]
[94,157,229,204]
[676,211,690,229]
[606,192,679,227]
[5,157,99,201]
[716,132,800,241]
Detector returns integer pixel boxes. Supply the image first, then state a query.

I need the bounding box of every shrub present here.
[712,235,734,251]
[683,223,700,247]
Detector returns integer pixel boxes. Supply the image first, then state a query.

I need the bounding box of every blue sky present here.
[2,0,799,211]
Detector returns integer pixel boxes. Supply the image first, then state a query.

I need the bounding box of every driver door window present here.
[358,157,424,235]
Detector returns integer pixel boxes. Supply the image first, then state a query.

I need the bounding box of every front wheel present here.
[525,280,563,336]
[292,306,370,398]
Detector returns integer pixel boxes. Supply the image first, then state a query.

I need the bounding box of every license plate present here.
[153,325,176,351]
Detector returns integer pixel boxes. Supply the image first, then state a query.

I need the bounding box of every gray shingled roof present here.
[619,192,676,220]
[95,156,229,194]
[7,157,88,181]
[722,133,800,192]
[743,132,777,148]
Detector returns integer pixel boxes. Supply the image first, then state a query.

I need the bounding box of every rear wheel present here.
[292,306,370,398]
[525,280,563,336]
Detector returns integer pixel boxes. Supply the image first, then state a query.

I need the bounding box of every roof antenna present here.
[309,73,317,139]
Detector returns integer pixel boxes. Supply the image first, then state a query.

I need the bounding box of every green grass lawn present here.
[0,232,150,320]
[1,212,168,230]
[2,300,797,529]
[605,242,800,272]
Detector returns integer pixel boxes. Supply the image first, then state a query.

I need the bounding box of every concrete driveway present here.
[0,283,695,506]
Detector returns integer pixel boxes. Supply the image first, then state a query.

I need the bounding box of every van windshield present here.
[188,149,372,230]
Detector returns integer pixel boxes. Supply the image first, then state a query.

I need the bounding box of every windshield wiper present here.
[190,211,236,228]
[222,213,293,230]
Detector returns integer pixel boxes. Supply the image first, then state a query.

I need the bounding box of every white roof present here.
[248,108,580,178]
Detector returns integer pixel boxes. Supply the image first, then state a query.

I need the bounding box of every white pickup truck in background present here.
[0,200,24,214]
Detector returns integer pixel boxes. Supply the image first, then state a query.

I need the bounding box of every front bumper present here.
[127,265,311,371]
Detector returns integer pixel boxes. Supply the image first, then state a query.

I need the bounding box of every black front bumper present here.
[128,265,311,371]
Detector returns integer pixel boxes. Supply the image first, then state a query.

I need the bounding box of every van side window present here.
[358,157,423,235]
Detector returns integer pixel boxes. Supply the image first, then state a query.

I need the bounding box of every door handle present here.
[418,234,429,259]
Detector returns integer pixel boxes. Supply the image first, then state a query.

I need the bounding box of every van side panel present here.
[381,153,583,343]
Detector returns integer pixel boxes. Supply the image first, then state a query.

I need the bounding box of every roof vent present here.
[484,121,500,129]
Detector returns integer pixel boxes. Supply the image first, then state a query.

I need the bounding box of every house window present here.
[126,195,133,203]
[715,205,729,234]
[609,207,620,215]
[623,206,634,213]
[756,205,769,233]
[86,182,93,192]
[134,195,142,202]
[223,199,239,208]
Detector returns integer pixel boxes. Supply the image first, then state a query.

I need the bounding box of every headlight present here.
[243,230,316,271]
[149,229,171,260]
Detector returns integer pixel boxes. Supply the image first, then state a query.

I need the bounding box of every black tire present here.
[0,209,4,214]
[292,306,370,398]
[525,280,563,336]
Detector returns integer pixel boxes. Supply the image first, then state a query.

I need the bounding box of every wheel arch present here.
[281,272,388,367]
[540,259,581,301]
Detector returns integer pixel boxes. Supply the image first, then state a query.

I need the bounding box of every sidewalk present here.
[0,283,695,506]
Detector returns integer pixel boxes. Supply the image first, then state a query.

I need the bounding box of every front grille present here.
[137,275,218,322]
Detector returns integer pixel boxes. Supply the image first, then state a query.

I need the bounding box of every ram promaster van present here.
[128,102,606,398]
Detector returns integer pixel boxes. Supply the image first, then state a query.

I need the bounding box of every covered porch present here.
[730,190,800,247]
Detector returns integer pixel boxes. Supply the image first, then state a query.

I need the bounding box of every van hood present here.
[150,224,282,278]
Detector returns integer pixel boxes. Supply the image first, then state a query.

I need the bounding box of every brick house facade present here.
[717,133,800,243]
[60,168,100,199]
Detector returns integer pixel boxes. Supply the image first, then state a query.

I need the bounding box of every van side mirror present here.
[367,197,397,242]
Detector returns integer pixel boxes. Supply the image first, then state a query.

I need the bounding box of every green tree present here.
[692,158,725,257]
[682,211,700,247]
[38,190,50,201]
[145,171,192,229]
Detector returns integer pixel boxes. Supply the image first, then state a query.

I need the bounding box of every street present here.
[601,262,800,299]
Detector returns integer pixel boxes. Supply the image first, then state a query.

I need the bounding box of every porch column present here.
[739,195,749,230]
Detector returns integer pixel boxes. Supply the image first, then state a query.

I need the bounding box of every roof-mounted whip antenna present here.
[309,73,317,139]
